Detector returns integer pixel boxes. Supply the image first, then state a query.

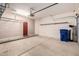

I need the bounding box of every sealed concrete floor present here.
[0,36,79,56]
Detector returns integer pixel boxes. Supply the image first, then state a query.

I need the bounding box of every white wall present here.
[28,19,35,35]
[0,8,35,39]
[0,21,23,39]
[78,17,79,43]
[35,19,40,35]
[35,12,76,39]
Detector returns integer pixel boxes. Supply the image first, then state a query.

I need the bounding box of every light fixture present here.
[73,9,79,17]
[15,9,30,17]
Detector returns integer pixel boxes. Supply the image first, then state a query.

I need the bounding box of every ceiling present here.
[9,3,79,19]
[9,3,53,12]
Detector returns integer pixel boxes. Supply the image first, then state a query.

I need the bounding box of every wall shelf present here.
[0,17,24,23]
[40,22,69,26]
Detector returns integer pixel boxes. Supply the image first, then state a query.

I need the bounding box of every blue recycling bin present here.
[60,29,70,42]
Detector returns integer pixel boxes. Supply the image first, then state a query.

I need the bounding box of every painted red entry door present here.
[23,22,28,36]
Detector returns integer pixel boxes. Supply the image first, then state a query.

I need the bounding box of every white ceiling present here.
[9,3,79,19]
[9,3,53,12]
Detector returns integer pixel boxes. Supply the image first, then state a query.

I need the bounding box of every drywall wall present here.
[35,19,40,35]
[28,19,35,35]
[0,8,35,39]
[0,21,23,39]
[35,12,76,39]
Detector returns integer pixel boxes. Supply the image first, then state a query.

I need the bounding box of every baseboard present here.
[0,35,38,44]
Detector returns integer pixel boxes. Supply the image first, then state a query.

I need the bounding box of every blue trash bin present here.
[60,29,70,42]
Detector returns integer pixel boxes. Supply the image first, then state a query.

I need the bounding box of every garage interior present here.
[0,3,79,56]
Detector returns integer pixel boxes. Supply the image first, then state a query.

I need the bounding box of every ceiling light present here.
[15,9,30,17]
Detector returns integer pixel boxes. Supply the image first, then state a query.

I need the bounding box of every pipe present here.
[32,3,58,14]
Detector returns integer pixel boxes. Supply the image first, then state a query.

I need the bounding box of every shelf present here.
[40,22,68,26]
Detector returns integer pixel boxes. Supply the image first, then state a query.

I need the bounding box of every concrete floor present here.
[0,36,79,56]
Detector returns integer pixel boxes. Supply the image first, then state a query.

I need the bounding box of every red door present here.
[23,22,28,36]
